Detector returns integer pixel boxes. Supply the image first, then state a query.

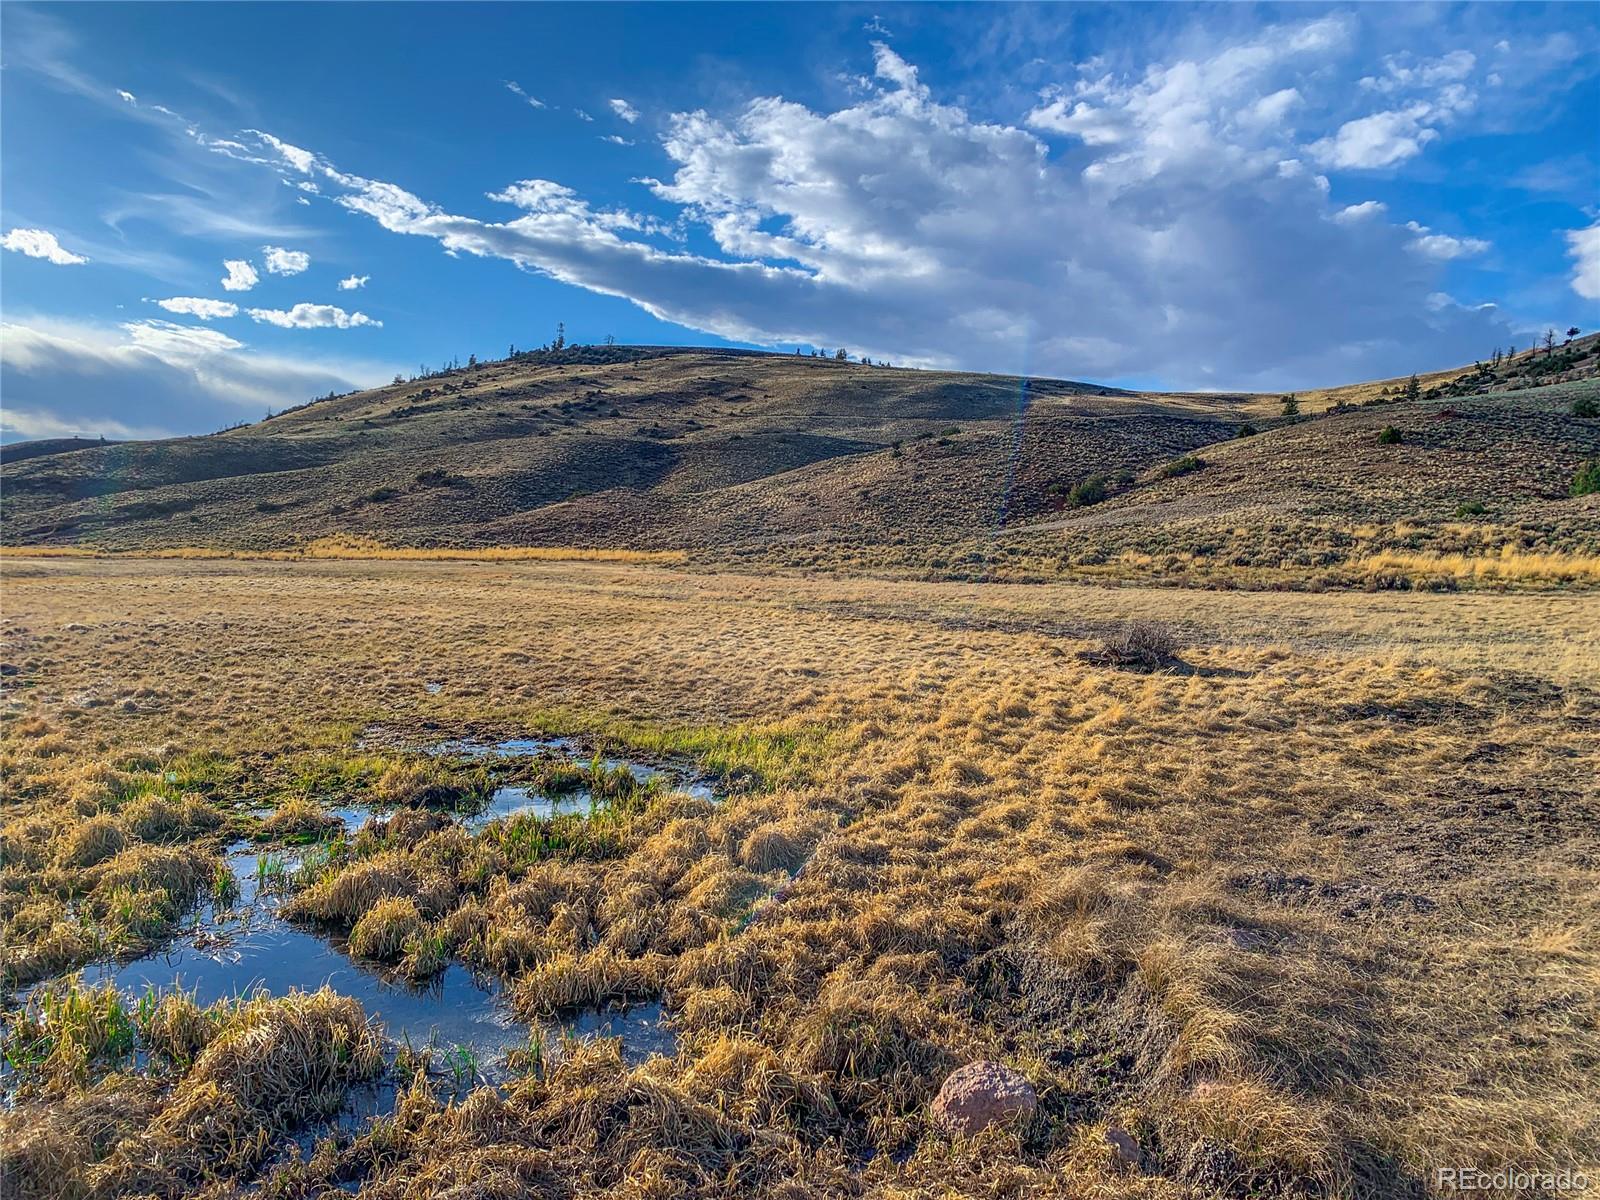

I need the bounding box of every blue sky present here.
[2,2,1596,441]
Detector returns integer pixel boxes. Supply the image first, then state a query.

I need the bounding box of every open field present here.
[2,556,1596,1197]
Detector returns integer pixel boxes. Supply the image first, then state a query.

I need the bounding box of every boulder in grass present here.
[930,1060,1037,1135]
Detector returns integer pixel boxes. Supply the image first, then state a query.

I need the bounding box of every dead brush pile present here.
[1080,620,1185,670]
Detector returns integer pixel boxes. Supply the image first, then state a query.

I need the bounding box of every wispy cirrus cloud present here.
[504,80,546,109]
[0,316,390,441]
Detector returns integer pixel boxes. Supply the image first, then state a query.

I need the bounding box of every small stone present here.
[1105,1124,1142,1168]
[930,1060,1037,1136]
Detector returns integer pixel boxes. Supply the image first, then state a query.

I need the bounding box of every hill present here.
[3,341,1598,588]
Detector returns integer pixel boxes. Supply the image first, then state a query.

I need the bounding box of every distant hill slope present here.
[0,436,121,465]
[4,342,1598,586]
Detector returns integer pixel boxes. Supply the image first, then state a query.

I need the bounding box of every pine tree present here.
[1402,374,1421,403]
[1280,394,1299,417]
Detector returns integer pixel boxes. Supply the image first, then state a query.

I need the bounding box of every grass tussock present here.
[258,796,343,842]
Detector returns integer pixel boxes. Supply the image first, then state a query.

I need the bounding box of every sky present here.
[2,2,1597,443]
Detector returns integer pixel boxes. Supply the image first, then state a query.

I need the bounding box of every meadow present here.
[1,554,1595,1197]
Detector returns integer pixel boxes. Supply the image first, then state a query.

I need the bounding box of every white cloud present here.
[248,31,1508,389]
[505,80,546,108]
[609,98,640,124]
[1309,59,1476,171]
[0,317,388,441]
[574,108,594,122]
[601,135,634,146]
[221,259,259,291]
[1333,200,1388,223]
[262,245,310,275]
[116,88,136,104]
[1403,220,1490,260]
[247,130,316,173]
[1240,87,1302,129]
[1359,50,1476,94]
[337,274,370,290]
[245,303,381,329]
[1026,16,1350,183]
[153,296,239,320]
[2,228,89,265]
[1567,221,1600,301]
[1310,106,1440,169]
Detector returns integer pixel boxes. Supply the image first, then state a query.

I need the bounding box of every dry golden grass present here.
[0,537,687,564]
[1,555,1596,1197]
[1358,547,1600,585]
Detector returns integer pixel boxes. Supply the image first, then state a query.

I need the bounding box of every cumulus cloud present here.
[1310,106,1440,169]
[245,303,381,329]
[1404,220,1490,260]
[1334,200,1387,223]
[337,274,370,290]
[609,98,640,123]
[1568,220,1600,301]
[153,296,239,319]
[601,134,634,146]
[237,28,1507,388]
[0,317,387,441]
[262,245,310,275]
[2,228,89,265]
[221,259,259,291]
[1309,62,1475,171]
[1025,17,1349,182]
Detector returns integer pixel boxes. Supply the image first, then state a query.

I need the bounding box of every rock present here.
[1105,1124,1142,1169]
[930,1061,1036,1136]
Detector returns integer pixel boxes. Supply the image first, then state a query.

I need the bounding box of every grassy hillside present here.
[4,341,1597,588]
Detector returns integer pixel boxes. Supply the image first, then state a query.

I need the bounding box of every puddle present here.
[53,841,678,1073]
[6,737,700,1138]
[70,844,528,1066]
[430,735,717,804]
[462,784,601,830]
